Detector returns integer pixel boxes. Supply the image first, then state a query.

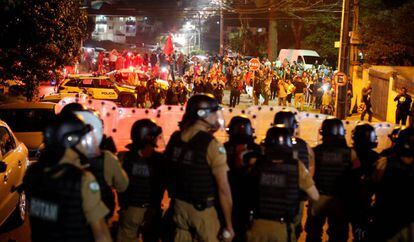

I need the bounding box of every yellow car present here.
[0,120,29,228]
[0,102,57,159]
[0,80,25,95]
[58,75,137,107]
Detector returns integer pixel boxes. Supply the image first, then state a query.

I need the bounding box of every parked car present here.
[278,49,321,70]
[0,120,29,227]
[0,102,57,158]
[41,92,88,103]
[0,80,25,95]
[58,75,137,107]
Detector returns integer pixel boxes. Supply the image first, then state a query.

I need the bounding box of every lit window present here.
[95,24,107,33]
[126,26,136,33]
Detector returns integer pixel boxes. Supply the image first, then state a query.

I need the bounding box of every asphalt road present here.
[0,216,31,242]
[0,204,352,242]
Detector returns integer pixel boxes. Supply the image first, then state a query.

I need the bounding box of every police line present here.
[56,97,395,152]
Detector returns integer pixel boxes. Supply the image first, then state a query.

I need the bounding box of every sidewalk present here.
[222,90,382,123]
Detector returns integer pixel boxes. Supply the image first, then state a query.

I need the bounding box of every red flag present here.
[164,35,174,55]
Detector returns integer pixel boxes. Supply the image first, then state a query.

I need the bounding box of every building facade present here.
[92,15,142,43]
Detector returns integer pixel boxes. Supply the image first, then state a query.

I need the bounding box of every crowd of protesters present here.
[80,48,339,113]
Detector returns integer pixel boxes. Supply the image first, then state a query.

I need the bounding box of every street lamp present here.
[183,21,200,53]
[219,0,224,55]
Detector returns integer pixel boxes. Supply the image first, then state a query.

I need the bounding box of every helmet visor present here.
[75,111,104,145]
[369,131,378,148]
[216,109,225,131]
[76,130,101,159]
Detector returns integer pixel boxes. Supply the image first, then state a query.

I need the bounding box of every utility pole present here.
[350,0,362,67]
[219,0,224,56]
[198,12,202,50]
[335,0,351,119]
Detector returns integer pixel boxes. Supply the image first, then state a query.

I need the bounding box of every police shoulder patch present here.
[89,181,100,193]
[218,146,226,154]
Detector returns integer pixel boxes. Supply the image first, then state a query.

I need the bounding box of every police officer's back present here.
[353,123,379,178]
[273,110,316,238]
[117,119,165,242]
[61,105,129,220]
[305,118,359,242]
[24,114,112,242]
[350,123,380,241]
[369,127,414,242]
[224,116,261,241]
[247,125,319,242]
[164,94,235,242]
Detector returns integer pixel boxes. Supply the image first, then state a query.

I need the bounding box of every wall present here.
[369,69,389,121]
[350,65,369,117]
[387,76,398,122]
[351,65,414,123]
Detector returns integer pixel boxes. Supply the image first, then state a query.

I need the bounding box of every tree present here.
[228,29,266,56]
[228,0,341,60]
[302,13,341,65]
[360,1,414,65]
[0,0,87,100]
[253,0,278,60]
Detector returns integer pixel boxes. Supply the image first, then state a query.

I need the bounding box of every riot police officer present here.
[73,109,129,220]
[24,114,112,242]
[246,125,319,242]
[117,119,166,242]
[273,111,315,173]
[273,110,315,237]
[164,94,234,242]
[352,123,379,181]
[369,127,414,242]
[380,126,404,157]
[305,118,359,242]
[60,102,117,153]
[350,123,380,241]
[225,116,261,242]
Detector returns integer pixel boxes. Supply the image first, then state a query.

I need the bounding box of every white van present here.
[278,49,321,70]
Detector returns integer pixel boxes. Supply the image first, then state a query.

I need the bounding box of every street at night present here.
[1,0,414,242]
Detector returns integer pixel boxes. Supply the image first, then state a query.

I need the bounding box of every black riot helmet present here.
[42,114,92,165]
[227,115,254,143]
[389,126,403,144]
[320,118,345,138]
[54,114,92,149]
[43,119,60,149]
[264,124,293,149]
[273,110,298,136]
[394,127,414,158]
[130,119,162,149]
[180,93,223,129]
[352,123,378,149]
[60,102,87,117]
